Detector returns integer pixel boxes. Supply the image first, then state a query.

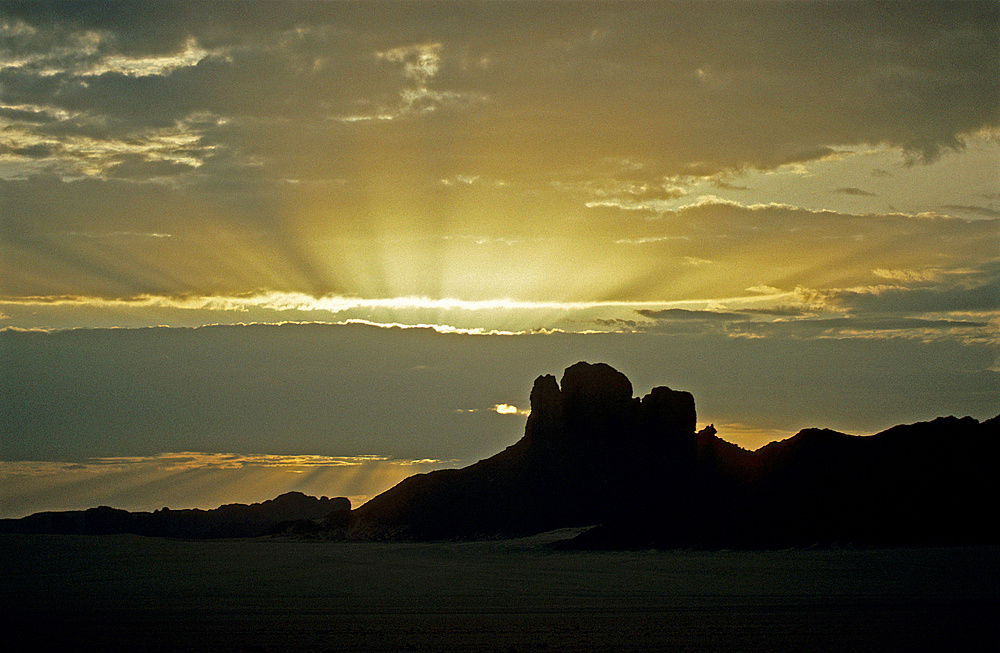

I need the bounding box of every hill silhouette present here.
[5,362,995,548]
[0,491,349,539]
[352,362,999,548]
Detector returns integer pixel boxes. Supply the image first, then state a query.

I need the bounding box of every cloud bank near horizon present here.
[3,321,996,518]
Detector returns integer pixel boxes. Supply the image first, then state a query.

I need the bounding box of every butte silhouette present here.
[352,362,999,548]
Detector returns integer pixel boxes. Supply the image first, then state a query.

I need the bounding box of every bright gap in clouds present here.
[494,404,529,416]
[0,289,806,333]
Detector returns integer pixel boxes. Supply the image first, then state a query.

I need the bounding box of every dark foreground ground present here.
[2,531,997,652]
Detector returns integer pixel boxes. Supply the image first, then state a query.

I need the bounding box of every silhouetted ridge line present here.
[0,491,350,538]
[5,364,995,547]
[351,362,999,548]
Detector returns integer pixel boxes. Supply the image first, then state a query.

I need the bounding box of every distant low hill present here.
[0,491,349,539]
[352,362,999,548]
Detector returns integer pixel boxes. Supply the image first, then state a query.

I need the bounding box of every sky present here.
[1,1,998,518]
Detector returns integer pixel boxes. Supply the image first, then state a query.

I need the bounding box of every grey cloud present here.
[712,180,750,191]
[824,260,1000,316]
[601,198,999,244]
[728,316,991,338]
[637,308,744,322]
[593,318,640,330]
[829,282,1000,315]
[105,156,197,179]
[2,322,996,466]
[738,307,815,317]
[941,204,1000,218]
[2,1,996,185]
[628,281,998,340]
[0,142,57,158]
[631,307,993,340]
[833,187,878,197]
[0,106,57,123]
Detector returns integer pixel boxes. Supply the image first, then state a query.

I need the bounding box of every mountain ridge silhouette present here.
[4,362,996,547]
[351,362,999,548]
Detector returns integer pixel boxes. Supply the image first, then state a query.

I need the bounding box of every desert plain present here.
[3,530,997,652]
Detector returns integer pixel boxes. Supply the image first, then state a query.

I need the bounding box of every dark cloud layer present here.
[942,204,1000,218]
[2,323,996,465]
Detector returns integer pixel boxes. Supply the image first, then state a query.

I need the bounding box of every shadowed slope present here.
[571,414,1000,549]
[354,362,999,547]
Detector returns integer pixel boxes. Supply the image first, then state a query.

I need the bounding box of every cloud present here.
[614,236,691,245]
[941,204,1000,218]
[745,285,783,296]
[3,322,997,495]
[455,403,529,415]
[637,308,744,322]
[738,306,815,317]
[1,1,995,190]
[0,106,58,124]
[712,180,750,191]
[630,272,999,344]
[833,187,877,197]
[819,260,1000,315]
[105,155,198,180]
[4,452,411,474]
[872,268,944,283]
[3,162,994,333]
[58,231,173,239]
[377,42,442,80]
[825,282,1000,315]
[724,315,993,342]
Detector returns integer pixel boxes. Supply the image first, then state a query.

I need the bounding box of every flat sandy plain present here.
[3,530,997,652]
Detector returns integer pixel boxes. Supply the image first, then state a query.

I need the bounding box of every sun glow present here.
[494,403,529,415]
[0,288,811,333]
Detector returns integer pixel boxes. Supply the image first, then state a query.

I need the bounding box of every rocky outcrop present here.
[525,362,695,452]
[353,362,999,548]
[353,362,703,540]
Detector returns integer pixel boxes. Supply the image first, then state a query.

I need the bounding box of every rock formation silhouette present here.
[0,491,350,538]
[353,362,999,547]
[6,362,996,548]
[353,362,715,540]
